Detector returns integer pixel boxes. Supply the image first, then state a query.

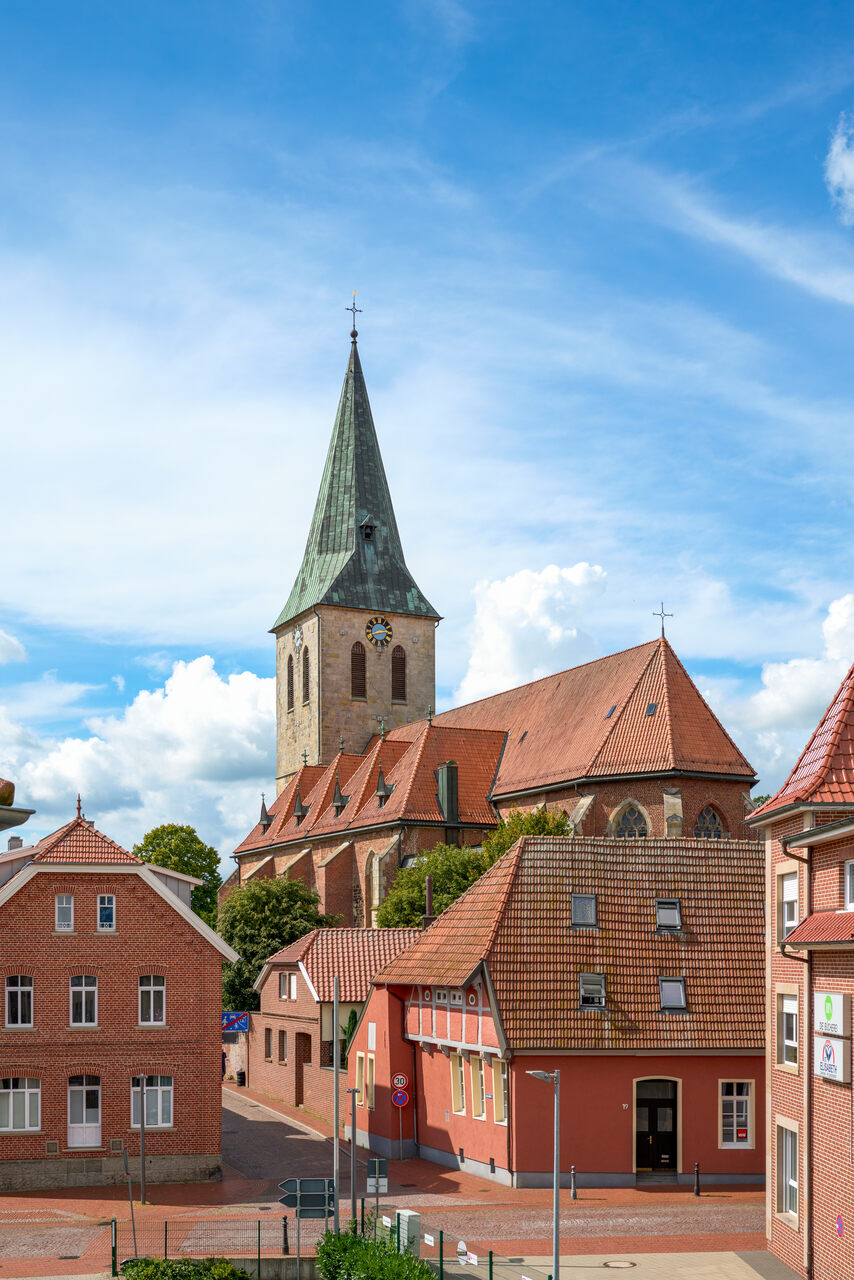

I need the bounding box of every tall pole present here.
[139,1074,147,1205]
[333,977,340,1233]
[553,1069,560,1280]
[350,1088,357,1226]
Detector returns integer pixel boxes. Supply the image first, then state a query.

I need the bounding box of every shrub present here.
[121,1259,253,1280]
[316,1230,435,1279]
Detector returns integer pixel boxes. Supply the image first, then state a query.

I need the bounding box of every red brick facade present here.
[0,821,237,1190]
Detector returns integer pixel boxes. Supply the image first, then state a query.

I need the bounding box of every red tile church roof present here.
[393,638,755,799]
[262,927,422,1003]
[375,835,764,1051]
[750,662,854,821]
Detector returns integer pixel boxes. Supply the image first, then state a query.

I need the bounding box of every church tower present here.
[272,325,440,790]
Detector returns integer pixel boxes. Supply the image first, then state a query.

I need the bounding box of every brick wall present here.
[0,868,224,1188]
[246,961,349,1127]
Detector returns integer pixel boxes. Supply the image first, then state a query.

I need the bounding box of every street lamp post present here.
[527,1069,560,1280]
[345,1087,359,1228]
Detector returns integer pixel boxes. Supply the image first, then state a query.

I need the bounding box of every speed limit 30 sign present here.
[391,1072,409,1090]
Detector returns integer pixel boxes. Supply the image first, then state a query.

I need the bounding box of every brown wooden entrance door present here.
[294,1033,311,1106]
[635,1080,677,1173]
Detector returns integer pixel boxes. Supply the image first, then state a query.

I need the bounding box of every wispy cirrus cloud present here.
[826,112,854,227]
[0,630,26,664]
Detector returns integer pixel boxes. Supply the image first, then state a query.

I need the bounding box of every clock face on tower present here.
[293,625,303,652]
[366,616,393,648]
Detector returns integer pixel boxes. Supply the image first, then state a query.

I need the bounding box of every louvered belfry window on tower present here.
[287,655,294,712]
[391,645,406,702]
[302,649,310,704]
[351,642,367,699]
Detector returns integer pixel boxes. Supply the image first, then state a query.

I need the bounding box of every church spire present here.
[272,334,439,630]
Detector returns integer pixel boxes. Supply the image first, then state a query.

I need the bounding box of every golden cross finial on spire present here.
[345,290,362,341]
[653,601,673,638]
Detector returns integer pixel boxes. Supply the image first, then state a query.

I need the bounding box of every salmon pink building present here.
[348,833,765,1187]
[246,926,420,1125]
[0,810,238,1190]
[749,661,854,1280]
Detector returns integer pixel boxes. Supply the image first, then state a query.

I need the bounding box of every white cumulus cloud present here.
[0,657,275,866]
[826,113,854,227]
[454,562,607,704]
[0,630,26,664]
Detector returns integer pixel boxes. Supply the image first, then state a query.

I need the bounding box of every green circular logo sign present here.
[826,995,834,1022]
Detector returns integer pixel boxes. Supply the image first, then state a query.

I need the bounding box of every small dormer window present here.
[361,522,376,541]
[646,702,658,716]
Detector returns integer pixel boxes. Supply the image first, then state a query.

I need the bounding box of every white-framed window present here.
[289,973,297,1000]
[493,1058,508,1125]
[777,1124,798,1218]
[435,988,449,1004]
[580,972,606,1008]
[0,1077,40,1131]
[139,975,166,1025]
[450,1051,466,1114]
[779,995,798,1066]
[70,975,97,1026]
[131,1075,173,1128]
[781,873,798,940]
[449,990,464,1006]
[5,975,33,1027]
[659,977,687,1010]
[845,860,854,911]
[366,1053,375,1109]
[571,894,597,927]
[97,895,115,932]
[655,898,682,930]
[720,1081,752,1147]
[55,893,74,932]
[355,1052,365,1106]
[471,1056,485,1118]
[279,973,288,999]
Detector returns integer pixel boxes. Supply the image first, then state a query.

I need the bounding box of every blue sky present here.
[3,1,854,861]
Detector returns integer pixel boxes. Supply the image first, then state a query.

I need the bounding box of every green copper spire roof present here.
[273,338,440,630]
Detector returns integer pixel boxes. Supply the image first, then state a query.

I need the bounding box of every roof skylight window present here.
[605,705,616,718]
[646,702,658,716]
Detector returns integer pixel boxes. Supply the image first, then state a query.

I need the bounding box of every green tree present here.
[218,876,337,1011]
[133,824,222,927]
[376,807,571,927]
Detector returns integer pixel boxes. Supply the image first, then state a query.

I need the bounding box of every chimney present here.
[422,873,435,930]
[7,836,23,852]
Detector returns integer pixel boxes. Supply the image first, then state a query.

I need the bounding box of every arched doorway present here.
[635,1078,678,1176]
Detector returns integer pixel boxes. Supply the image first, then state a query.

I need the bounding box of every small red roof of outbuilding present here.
[785,911,854,948]
[262,927,422,1003]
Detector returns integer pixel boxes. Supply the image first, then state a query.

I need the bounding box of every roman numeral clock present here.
[365,616,393,649]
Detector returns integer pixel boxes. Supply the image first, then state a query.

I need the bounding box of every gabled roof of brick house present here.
[374,834,764,1052]
[749,662,854,823]
[392,638,755,799]
[256,926,422,1002]
[30,816,142,864]
[234,724,506,855]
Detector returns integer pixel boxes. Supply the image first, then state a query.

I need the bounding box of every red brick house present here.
[246,926,420,1126]
[749,662,854,1280]
[347,833,765,1188]
[0,812,238,1190]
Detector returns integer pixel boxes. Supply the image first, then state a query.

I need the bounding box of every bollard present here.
[164,1220,168,1259]
[361,1196,365,1235]
[571,1164,577,1200]
[282,1216,289,1255]
[489,1248,494,1279]
[111,1219,117,1277]
[439,1229,444,1280]
[257,1218,261,1279]
[693,1161,700,1197]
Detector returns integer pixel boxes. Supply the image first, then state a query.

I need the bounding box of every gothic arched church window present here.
[351,642,367,700]
[391,645,406,703]
[302,649,310,705]
[614,804,648,839]
[694,805,726,838]
[287,655,294,713]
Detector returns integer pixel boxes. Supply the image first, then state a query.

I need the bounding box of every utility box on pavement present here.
[397,1209,421,1256]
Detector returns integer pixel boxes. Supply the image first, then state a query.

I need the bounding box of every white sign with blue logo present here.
[814,1034,851,1083]
[815,991,850,1037]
